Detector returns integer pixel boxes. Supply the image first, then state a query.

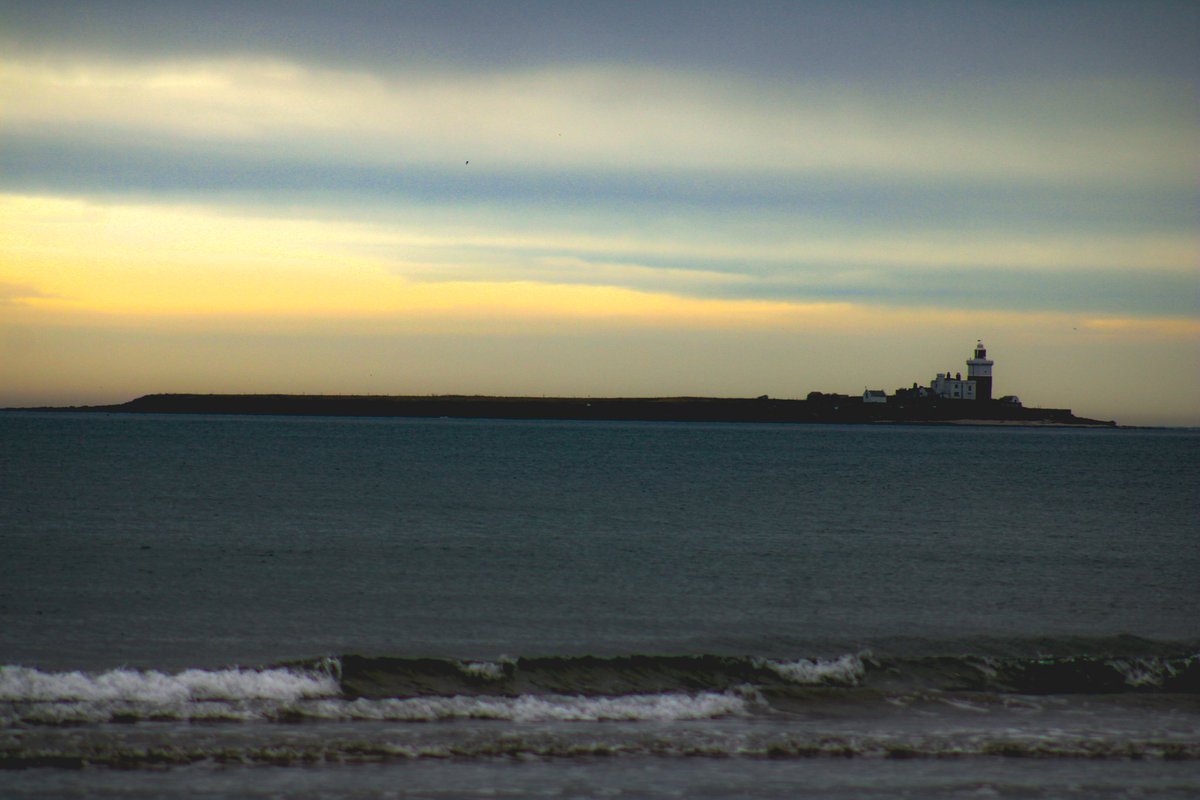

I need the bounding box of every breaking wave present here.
[323,651,1199,699]
[0,664,339,704]
[328,653,872,700]
[758,654,865,685]
[4,647,1199,771]
[3,646,1196,728]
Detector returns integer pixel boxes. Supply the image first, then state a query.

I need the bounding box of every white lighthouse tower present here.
[966,340,994,401]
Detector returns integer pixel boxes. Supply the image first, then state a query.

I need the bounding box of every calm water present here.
[2,412,1198,797]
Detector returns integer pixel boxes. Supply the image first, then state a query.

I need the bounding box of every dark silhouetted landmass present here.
[12,393,1117,426]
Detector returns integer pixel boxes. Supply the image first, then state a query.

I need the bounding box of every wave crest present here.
[759,655,865,685]
[0,665,339,704]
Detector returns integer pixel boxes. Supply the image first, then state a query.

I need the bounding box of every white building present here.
[931,372,977,400]
[928,341,995,402]
[862,389,887,404]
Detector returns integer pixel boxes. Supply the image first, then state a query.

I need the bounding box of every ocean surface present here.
[1,411,1197,798]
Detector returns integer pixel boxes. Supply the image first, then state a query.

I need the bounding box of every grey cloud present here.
[0,281,56,305]
[3,131,1194,237]
[1,1,1196,84]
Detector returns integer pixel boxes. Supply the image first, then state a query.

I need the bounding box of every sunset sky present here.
[2,1,1196,425]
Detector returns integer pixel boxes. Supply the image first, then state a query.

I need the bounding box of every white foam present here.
[2,689,748,726]
[1106,656,1187,688]
[457,658,512,681]
[0,665,339,703]
[303,691,750,722]
[3,690,748,726]
[1,662,750,726]
[760,654,865,685]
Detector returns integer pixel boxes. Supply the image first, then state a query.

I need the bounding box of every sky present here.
[1,1,1196,425]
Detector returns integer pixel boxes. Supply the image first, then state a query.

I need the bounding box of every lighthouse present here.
[966,340,994,401]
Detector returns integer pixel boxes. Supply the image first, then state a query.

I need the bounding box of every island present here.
[20,392,1112,426]
[8,342,1116,426]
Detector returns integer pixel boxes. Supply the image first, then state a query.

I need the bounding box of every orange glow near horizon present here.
[3,192,1197,426]
[5,194,1198,336]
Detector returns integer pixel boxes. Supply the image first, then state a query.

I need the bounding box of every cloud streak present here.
[3,57,1193,186]
[3,193,1194,320]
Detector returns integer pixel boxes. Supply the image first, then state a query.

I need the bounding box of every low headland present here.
[8,342,1121,426]
[13,392,1117,427]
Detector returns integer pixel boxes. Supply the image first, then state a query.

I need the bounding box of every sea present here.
[1,411,1197,798]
